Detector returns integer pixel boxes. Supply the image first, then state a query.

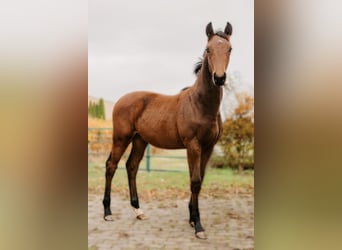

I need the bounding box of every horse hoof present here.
[133,208,147,220]
[136,214,148,220]
[104,215,114,221]
[195,231,207,240]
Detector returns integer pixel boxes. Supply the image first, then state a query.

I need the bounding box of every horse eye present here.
[229,48,232,53]
[206,48,210,53]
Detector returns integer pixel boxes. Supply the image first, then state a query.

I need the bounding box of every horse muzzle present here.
[212,72,226,86]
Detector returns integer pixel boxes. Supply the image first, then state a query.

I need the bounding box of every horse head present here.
[205,22,233,86]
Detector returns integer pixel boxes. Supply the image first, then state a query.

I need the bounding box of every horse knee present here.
[191,180,202,193]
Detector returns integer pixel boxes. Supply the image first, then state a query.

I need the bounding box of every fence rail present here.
[88,128,187,172]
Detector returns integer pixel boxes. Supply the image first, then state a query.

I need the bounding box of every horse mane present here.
[194,59,203,76]
[193,30,229,76]
[181,86,190,92]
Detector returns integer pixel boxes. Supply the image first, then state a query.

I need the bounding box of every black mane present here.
[194,58,203,76]
[193,30,228,76]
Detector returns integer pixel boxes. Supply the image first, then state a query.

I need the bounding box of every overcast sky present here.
[89,0,254,102]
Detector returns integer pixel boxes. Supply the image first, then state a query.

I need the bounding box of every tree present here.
[88,101,94,117]
[218,93,254,170]
[98,98,106,120]
[88,98,106,120]
[221,71,254,120]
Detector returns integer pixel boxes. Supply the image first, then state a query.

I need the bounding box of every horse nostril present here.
[213,72,226,85]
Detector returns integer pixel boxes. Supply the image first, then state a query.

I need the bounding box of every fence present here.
[88,128,187,172]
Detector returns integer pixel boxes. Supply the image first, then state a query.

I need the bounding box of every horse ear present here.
[224,22,232,36]
[206,22,214,39]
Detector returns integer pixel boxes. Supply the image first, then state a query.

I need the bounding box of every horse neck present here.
[192,56,223,116]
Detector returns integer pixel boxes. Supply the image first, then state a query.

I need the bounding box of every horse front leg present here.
[188,145,214,232]
[187,139,207,239]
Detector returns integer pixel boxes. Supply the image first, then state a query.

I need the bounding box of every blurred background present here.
[0,0,88,249]
[1,0,342,249]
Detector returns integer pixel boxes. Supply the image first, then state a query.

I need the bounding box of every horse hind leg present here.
[103,136,130,221]
[126,134,148,220]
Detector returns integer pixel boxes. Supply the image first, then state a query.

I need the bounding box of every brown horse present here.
[103,22,233,239]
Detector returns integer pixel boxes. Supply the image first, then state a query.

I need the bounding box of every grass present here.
[88,162,254,200]
[88,117,111,128]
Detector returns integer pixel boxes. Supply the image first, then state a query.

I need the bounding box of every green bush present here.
[216,94,254,170]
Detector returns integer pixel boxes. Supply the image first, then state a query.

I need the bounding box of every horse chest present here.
[198,121,220,143]
[180,117,220,146]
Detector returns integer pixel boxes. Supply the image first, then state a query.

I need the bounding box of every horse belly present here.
[136,113,184,149]
[143,133,184,149]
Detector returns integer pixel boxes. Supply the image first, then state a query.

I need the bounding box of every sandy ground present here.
[88,194,254,249]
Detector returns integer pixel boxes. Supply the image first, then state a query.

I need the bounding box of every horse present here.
[103,22,233,239]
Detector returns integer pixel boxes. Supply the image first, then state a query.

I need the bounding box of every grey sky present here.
[89,0,254,102]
